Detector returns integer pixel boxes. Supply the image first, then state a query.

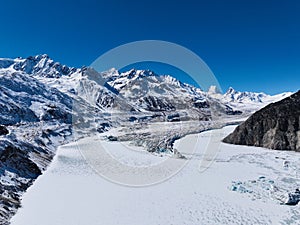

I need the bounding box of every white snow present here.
[29,101,45,119]
[10,126,300,225]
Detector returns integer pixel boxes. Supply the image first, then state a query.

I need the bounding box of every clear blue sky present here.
[0,0,299,94]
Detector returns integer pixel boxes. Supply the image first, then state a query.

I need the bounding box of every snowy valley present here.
[0,55,296,224]
[10,126,300,225]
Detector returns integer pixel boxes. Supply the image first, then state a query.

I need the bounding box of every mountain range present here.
[0,54,293,224]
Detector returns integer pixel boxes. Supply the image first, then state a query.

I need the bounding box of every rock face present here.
[223,91,300,151]
[0,126,8,136]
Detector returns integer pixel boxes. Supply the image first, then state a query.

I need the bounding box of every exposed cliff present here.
[223,91,300,151]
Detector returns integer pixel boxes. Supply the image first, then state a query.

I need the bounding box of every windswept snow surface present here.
[11,126,300,225]
[0,55,295,224]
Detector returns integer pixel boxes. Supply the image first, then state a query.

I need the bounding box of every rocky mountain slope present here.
[0,58,76,224]
[223,90,300,151]
[0,54,293,224]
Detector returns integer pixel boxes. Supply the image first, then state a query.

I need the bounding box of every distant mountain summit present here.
[0,54,295,224]
[223,87,267,103]
[0,54,78,78]
[223,87,292,104]
[223,90,300,151]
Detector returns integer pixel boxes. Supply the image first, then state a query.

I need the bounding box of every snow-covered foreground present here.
[11,126,300,225]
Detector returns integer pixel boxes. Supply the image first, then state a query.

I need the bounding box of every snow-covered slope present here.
[105,69,244,120]
[0,55,294,224]
[109,69,205,109]
[223,87,268,103]
[0,56,96,224]
[208,87,293,114]
[0,54,77,78]
[0,71,74,223]
[10,126,300,225]
[223,87,292,104]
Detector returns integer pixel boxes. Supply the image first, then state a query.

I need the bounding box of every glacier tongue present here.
[0,55,293,224]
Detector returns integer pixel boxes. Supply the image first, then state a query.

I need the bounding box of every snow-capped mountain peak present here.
[121,69,157,79]
[208,85,221,94]
[162,74,183,87]
[100,68,120,80]
[0,54,295,224]
[0,54,78,78]
[225,87,235,95]
[224,87,268,103]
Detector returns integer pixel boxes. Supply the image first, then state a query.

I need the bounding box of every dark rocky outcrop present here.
[0,126,8,136]
[223,90,300,151]
[0,145,41,179]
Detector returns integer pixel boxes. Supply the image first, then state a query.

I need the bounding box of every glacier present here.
[0,54,294,224]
